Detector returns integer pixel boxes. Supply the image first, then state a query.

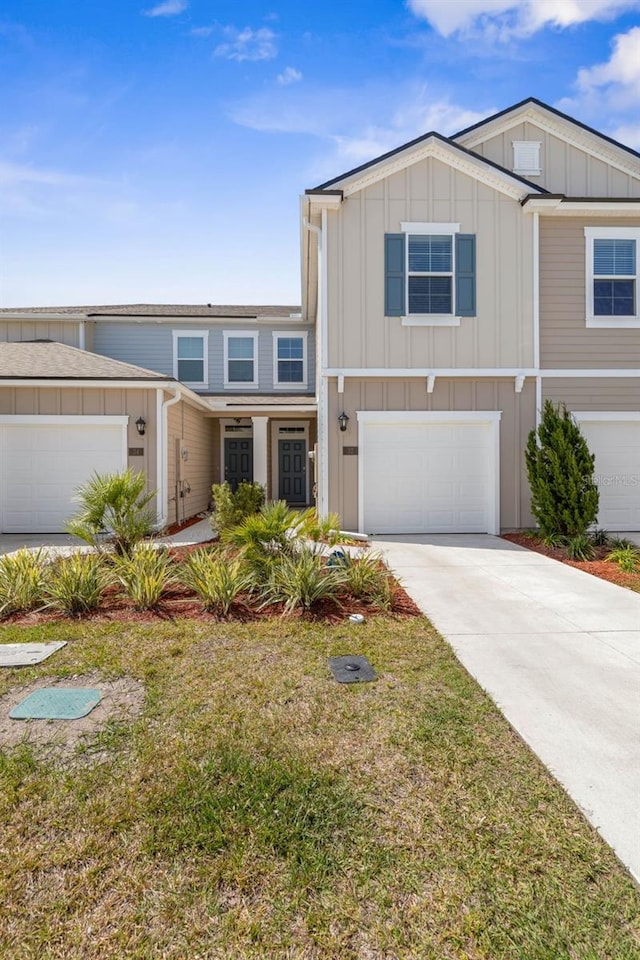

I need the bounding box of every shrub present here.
[338,550,395,607]
[261,548,345,614]
[113,544,173,610]
[210,481,264,534]
[591,528,610,547]
[565,534,595,561]
[224,501,303,557]
[525,401,599,538]
[299,510,347,546]
[66,468,156,557]
[45,553,112,616]
[608,536,635,550]
[606,545,640,573]
[179,548,248,614]
[0,548,46,618]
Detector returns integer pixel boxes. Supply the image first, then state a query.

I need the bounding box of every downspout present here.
[156,386,181,528]
[78,321,86,351]
[304,215,327,516]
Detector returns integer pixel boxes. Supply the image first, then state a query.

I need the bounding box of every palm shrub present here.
[261,547,346,614]
[113,543,173,610]
[210,481,265,534]
[339,550,396,609]
[45,552,113,616]
[0,548,46,618]
[224,501,303,559]
[66,468,156,556]
[299,510,347,546]
[179,548,248,614]
[525,401,599,538]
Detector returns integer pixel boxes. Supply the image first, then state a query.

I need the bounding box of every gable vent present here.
[512,141,541,176]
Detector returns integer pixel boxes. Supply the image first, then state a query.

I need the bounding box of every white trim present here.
[400,221,460,234]
[172,329,209,389]
[223,330,259,389]
[400,222,459,322]
[0,378,209,411]
[78,321,86,351]
[272,330,308,389]
[0,414,128,426]
[319,207,329,516]
[532,211,540,369]
[156,388,164,526]
[160,388,181,526]
[587,318,640,328]
[535,376,542,430]
[220,418,253,488]
[572,411,640,422]
[356,411,502,536]
[584,227,640,325]
[523,199,640,215]
[402,316,461,327]
[205,405,316,415]
[323,367,640,379]
[270,419,311,504]
[251,416,269,489]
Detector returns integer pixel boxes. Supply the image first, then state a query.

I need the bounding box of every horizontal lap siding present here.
[328,378,535,532]
[166,400,214,523]
[540,218,640,369]
[542,379,640,410]
[327,158,533,371]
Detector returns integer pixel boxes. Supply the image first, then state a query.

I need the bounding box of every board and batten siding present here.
[0,386,159,513]
[0,321,82,346]
[92,323,315,394]
[539,217,640,369]
[327,377,535,532]
[468,121,640,197]
[326,157,534,370]
[166,400,214,524]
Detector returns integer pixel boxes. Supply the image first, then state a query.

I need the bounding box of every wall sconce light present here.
[338,411,350,433]
[135,416,146,437]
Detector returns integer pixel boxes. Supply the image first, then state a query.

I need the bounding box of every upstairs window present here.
[173,331,208,387]
[408,234,453,315]
[224,332,258,387]
[274,333,307,387]
[585,227,640,327]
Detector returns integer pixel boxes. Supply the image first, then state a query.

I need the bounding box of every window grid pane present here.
[594,239,635,276]
[408,235,452,273]
[277,337,303,360]
[177,359,204,382]
[409,276,452,315]
[177,337,204,359]
[278,360,304,383]
[228,359,254,382]
[594,279,635,316]
[227,337,254,360]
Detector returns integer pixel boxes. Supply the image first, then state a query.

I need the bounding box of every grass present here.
[0,617,638,959]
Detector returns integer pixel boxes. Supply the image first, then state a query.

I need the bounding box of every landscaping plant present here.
[606,545,640,573]
[179,548,249,614]
[66,468,156,557]
[0,548,46,618]
[45,553,113,616]
[210,481,264,534]
[223,500,303,560]
[260,546,346,614]
[339,550,396,609]
[113,543,173,610]
[565,533,595,562]
[525,400,599,538]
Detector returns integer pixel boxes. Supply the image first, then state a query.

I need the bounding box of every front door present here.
[224,438,253,492]
[279,439,307,503]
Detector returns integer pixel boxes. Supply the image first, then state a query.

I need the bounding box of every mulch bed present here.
[502,532,640,592]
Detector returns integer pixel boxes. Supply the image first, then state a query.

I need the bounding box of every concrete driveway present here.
[372,534,640,882]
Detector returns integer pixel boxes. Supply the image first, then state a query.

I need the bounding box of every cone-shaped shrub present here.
[525,401,599,538]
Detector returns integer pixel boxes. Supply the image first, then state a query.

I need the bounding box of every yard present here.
[1,616,639,959]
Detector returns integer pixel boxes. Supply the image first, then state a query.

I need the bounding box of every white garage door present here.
[358,412,501,534]
[574,415,640,532]
[0,417,127,533]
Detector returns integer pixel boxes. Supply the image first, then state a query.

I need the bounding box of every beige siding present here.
[0,385,160,513]
[327,377,535,531]
[166,400,214,523]
[542,378,640,410]
[471,121,640,196]
[0,320,82,346]
[326,158,534,370]
[539,217,640,369]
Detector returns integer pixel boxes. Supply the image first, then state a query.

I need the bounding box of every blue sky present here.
[1,0,639,307]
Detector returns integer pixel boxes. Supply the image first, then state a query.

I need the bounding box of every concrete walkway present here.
[372,534,640,882]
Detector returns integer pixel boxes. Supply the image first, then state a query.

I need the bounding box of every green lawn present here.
[1,617,638,959]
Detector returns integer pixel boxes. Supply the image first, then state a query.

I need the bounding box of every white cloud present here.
[277,66,302,85]
[214,26,277,62]
[190,26,214,37]
[407,0,640,39]
[143,0,187,16]
[557,26,640,148]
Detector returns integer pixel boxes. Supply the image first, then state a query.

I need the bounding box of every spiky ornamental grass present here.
[66,468,156,557]
[113,543,174,610]
[525,401,599,538]
[45,553,113,616]
[179,548,249,614]
[260,547,346,614]
[0,548,47,618]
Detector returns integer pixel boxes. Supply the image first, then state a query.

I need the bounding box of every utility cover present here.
[0,642,67,668]
[9,688,102,720]
[328,655,377,684]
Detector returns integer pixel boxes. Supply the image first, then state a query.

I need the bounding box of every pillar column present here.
[251,416,269,493]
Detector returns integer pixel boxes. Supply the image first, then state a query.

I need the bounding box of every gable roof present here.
[0,340,171,380]
[305,130,547,196]
[452,97,640,162]
[0,304,301,319]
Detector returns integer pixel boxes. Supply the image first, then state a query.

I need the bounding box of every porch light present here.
[135,416,146,437]
[338,411,350,432]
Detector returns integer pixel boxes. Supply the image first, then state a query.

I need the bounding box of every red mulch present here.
[502,533,640,593]
[2,546,422,627]
[160,515,206,537]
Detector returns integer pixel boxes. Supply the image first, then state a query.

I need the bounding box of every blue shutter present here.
[455,234,476,317]
[385,233,405,316]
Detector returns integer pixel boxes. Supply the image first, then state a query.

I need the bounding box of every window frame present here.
[223,330,259,389]
[172,330,209,388]
[400,222,461,327]
[584,226,640,329]
[272,332,308,389]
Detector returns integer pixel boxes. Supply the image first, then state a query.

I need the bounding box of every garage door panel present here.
[360,416,498,534]
[576,418,640,531]
[1,422,126,533]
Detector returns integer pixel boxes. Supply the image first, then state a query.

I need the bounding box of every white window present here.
[223,331,259,388]
[172,330,208,387]
[400,222,460,325]
[512,141,541,176]
[273,332,307,388]
[585,227,640,328]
